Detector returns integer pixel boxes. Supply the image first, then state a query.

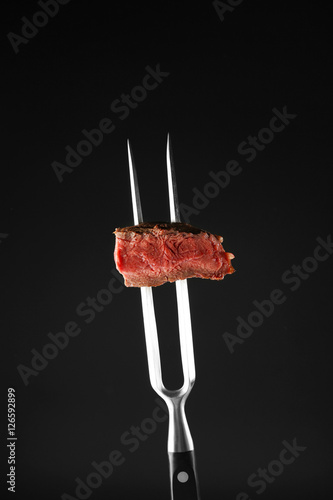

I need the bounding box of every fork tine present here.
[166,134,196,391]
[166,134,181,223]
[140,287,165,396]
[127,139,165,395]
[127,139,143,225]
[175,280,196,390]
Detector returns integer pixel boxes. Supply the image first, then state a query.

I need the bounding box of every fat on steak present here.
[114,222,235,287]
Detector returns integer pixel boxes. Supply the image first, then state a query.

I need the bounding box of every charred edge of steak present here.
[114,221,220,238]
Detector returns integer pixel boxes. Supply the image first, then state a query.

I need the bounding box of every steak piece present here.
[114,222,235,287]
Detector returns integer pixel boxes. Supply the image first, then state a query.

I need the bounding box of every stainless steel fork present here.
[127,135,201,499]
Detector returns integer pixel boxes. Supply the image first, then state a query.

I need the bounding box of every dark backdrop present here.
[2,1,332,499]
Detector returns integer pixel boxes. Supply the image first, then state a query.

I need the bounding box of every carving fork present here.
[126,135,201,499]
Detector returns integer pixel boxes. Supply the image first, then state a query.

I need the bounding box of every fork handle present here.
[168,450,200,499]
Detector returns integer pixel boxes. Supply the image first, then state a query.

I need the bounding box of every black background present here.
[1,1,332,499]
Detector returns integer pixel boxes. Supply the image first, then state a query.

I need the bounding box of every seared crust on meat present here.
[115,221,203,235]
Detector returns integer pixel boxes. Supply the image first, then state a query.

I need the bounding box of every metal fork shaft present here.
[166,395,194,453]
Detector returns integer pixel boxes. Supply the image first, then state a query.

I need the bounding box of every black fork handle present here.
[168,450,200,499]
